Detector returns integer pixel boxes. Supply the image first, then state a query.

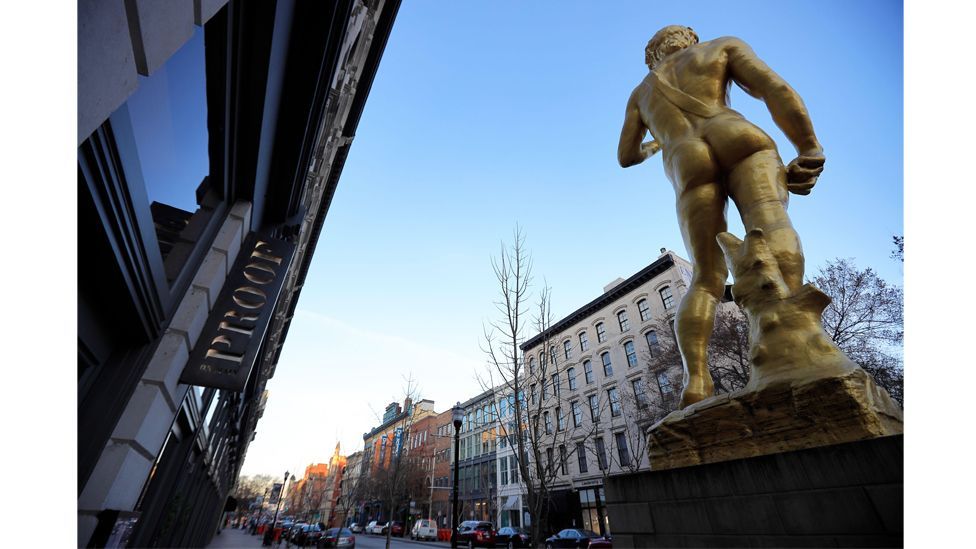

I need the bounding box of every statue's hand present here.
[786,150,825,195]
[641,140,661,159]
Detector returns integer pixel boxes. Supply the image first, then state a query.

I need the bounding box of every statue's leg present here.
[728,149,804,291]
[675,181,728,407]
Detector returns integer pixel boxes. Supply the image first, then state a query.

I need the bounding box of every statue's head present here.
[645,25,699,70]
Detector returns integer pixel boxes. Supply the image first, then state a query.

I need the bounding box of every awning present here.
[502,495,519,510]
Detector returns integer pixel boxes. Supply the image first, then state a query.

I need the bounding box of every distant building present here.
[454,389,499,523]
[320,443,348,527]
[76,1,401,546]
[497,251,734,535]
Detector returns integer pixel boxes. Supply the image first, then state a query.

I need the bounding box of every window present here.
[632,378,648,407]
[588,394,600,421]
[546,448,555,476]
[549,346,558,366]
[571,401,583,427]
[617,310,630,332]
[576,442,588,473]
[564,340,572,360]
[542,378,550,400]
[645,331,661,357]
[476,408,483,426]
[559,445,569,475]
[500,456,509,485]
[596,322,607,343]
[615,432,631,466]
[544,411,553,434]
[608,387,621,417]
[552,373,560,397]
[567,367,577,390]
[638,299,651,321]
[660,286,675,309]
[529,357,536,376]
[624,341,638,367]
[500,397,509,418]
[595,437,608,470]
[601,352,613,376]
[531,384,538,405]
[557,407,566,431]
[579,332,589,352]
[656,371,674,395]
[510,454,520,483]
[583,360,594,384]
[533,416,540,439]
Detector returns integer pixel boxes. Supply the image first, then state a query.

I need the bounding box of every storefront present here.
[77,1,400,546]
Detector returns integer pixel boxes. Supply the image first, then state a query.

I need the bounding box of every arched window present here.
[645,331,661,357]
[659,286,675,309]
[624,340,638,367]
[596,322,607,343]
[601,352,613,376]
[567,367,577,390]
[583,360,594,384]
[579,331,589,352]
[638,299,651,321]
[617,310,630,332]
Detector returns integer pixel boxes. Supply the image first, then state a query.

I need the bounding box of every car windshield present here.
[340,529,352,535]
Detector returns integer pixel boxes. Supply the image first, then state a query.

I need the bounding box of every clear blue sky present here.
[240,0,903,476]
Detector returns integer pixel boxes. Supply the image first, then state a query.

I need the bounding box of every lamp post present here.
[264,470,290,546]
[450,402,464,549]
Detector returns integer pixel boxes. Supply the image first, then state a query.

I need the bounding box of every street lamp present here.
[450,402,464,549]
[264,470,290,546]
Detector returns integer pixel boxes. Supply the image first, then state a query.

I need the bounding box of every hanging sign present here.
[180,232,295,390]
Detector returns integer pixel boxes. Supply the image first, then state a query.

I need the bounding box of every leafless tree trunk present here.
[480,227,576,547]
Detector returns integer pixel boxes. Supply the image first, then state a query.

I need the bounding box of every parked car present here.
[390,521,405,537]
[495,526,532,548]
[543,529,611,549]
[349,523,363,534]
[285,523,308,543]
[368,521,389,535]
[411,519,438,541]
[319,527,356,548]
[457,521,496,548]
[365,521,380,535]
[293,523,324,546]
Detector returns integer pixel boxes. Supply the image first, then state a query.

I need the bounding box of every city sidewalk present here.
[207,527,266,548]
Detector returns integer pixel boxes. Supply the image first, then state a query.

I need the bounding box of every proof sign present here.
[180,232,295,390]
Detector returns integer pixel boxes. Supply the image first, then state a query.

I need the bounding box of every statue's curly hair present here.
[646,25,699,70]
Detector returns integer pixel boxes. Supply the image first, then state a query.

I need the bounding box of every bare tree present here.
[891,235,904,263]
[706,309,751,394]
[813,258,904,404]
[480,227,580,546]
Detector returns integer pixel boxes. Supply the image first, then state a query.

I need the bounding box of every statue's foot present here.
[679,375,715,408]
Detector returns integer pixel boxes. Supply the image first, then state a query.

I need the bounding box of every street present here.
[207,527,451,549]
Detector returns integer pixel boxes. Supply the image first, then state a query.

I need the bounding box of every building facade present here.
[77,1,401,546]
[454,390,499,524]
[497,251,733,536]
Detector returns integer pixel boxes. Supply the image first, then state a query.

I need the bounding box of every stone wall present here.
[604,435,903,548]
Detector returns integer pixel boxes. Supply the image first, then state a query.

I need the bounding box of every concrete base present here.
[646,368,903,470]
[605,434,903,548]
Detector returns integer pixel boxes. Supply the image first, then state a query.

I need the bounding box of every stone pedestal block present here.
[605,434,903,548]
[647,368,902,471]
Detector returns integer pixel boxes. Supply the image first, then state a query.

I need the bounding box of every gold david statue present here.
[617,26,901,467]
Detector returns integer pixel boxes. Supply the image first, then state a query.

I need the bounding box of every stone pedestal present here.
[646,368,902,471]
[604,434,903,548]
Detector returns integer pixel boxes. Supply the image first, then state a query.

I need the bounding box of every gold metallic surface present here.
[618,26,826,407]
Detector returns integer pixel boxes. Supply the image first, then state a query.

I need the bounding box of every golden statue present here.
[618,26,902,470]
[617,25,827,407]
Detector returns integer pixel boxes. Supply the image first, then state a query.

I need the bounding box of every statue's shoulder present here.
[707,36,752,52]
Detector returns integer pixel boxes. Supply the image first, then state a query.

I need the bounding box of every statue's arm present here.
[617,89,657,167]
[725,37,825,194]
[725,38,822,155]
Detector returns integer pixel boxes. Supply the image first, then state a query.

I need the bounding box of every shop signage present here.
[180,232,295,390]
